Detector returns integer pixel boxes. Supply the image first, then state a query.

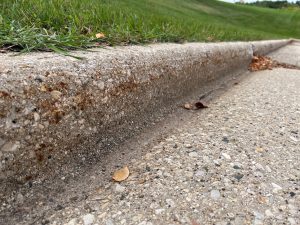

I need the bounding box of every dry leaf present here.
[183,103,192,110]
[112,166,129,182]
[249,55,300,72]
[195,101,208,109]
[96,33,105,38]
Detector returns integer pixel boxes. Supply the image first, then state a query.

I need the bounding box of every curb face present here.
[0,40,291,183]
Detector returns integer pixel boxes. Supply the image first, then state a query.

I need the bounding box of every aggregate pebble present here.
[82,214,95,225]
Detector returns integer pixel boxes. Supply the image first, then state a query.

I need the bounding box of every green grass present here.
[1,0,300,52]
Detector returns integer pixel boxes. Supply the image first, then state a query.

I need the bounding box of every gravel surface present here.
[40,67,300,225]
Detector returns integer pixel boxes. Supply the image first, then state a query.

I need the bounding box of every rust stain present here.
[24,175,33,181]
[39,99,56,111]
[109,78,138,96]
[51,110,65,124]
[35,152,44,163]
[58,81,68,90]
[0,110,7,118]
[74,92,93,110]
[0,91,11,99]
[23,87,38,97]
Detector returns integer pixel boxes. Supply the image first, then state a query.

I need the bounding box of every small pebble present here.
[211,190,221,200]
[105,219,114,225]
[265,209,273,217]
[253,211,264,225]
[233,165,241,169]
[82,214,95,225]
[188,152,198,157]
[51,90,62,100]
[115,184,126,193]
[16,193,24,204]
[33,112,40,122]
[234,173,244,181]
[221,152,231,160]
[155,208,165,215]
[222,137,229,143]
[195,170,206,177]
[271,183,282,193]
[185,144,192,148]
[66,218,77,225]
[166,198,176,208]
[288,217,296,225]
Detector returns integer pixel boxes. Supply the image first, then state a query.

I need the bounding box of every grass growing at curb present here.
[1,0,300,52]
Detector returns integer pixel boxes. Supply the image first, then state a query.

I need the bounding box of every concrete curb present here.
[251,39,291,55]
[0,39,291,182]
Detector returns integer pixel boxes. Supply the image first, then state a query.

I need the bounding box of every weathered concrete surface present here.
[251,39,292,55]
[63,68,299,225]
[0,40,291,185]
[269,41,300,67]
[0,42,299,225]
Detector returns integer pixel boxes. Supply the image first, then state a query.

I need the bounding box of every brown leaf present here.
[249,55,273,72]
[96,32,105,38]
[112,166,130,182]
[248,55,300,72]
[195,101,208,109]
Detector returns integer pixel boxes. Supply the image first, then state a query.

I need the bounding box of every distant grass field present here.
[0,0,300,52]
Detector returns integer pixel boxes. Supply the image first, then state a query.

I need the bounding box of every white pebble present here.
[211,190,221,200]
[155,208,165,215]
[166,198,176,208]
[195,170,206,177]
[115,183,126,193]
[288,217,296,225]
[33,112,40,121]
[185,144,192,148]
[265,165,272,172]
[221,152,231,160]
[271,183,282,193]
[189,152,198,157]
[98,81,105,90]
[82,214,95,225]
[265,209,273,217]
[66,218,77,225]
